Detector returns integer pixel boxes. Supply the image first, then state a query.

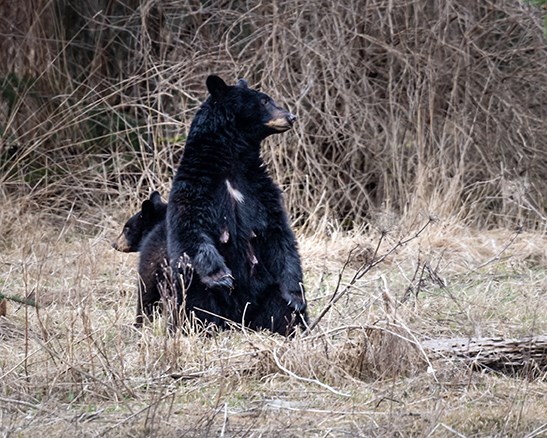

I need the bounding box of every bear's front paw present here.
[281,287,307,313]
[201,268,234,290]
[287,295,307,313]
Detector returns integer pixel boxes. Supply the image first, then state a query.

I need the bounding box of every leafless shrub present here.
[1,0,546,230]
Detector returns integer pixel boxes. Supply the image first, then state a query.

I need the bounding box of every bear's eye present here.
[261,97,269,106]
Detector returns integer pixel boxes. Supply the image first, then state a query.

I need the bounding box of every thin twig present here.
[271,347,350,397]
[473,226,523,271]
[306,219,434,333]
[0,292,38,308]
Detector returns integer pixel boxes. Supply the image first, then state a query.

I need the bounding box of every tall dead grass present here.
[1,0,546,230]
[1,214,546,435]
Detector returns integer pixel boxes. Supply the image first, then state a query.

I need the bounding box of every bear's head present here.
[112,191,167,252]
[204,75,297,141]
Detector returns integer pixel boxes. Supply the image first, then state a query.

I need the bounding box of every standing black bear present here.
[112,191,169,326]
[167,75,307,335]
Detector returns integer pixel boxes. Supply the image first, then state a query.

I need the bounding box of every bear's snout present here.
[287,113,297,126]
[112,233,132,252]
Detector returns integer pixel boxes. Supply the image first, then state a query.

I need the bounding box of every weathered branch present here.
[0,293,38,307]
[422,335,547,373]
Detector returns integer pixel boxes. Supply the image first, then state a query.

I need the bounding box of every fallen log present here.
[0,293,38,317]
[421,335,547,373]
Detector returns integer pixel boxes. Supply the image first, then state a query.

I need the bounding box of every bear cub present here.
[113,191,169,326]
[112,191,166,253]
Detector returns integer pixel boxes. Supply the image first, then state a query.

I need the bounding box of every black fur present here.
[112,191,167,253]
[136,221,169,327]
[167,75,307,335]
[112,191,169,326]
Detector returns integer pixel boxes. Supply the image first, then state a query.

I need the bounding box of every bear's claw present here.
[286,295,306,312]
[202,269,234,290]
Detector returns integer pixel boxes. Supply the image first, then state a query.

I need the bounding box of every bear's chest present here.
[218,178,267,234]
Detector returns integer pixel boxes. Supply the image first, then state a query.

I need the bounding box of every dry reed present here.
[1,0,546,230]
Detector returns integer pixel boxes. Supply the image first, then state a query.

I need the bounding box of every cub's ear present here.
[141,199,155,220]
[206,75,229,98]
[236,78,248,88]
[149,191,163,206]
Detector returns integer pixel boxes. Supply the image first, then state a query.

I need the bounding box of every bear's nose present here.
[287,113,297,125]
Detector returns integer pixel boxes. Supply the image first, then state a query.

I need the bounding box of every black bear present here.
[112,191,169,326]
[135,220,169,327]
[112,191,167,253]
[167,75,308,335]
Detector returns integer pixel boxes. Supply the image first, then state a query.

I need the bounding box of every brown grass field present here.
[1,0,547,436]
[1,213,546,436]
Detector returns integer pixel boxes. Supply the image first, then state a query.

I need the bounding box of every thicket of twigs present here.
[1,0,546,230]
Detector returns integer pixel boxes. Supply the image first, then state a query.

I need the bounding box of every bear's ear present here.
[149,191,162,206]
[236,79,248,89]
[206,75,228,98]
[141,199,154,220]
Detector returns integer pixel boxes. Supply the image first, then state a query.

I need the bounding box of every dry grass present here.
[1,212,546,436]
[1,0,546,229]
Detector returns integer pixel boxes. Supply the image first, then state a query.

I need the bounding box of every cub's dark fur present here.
[112,191,169,326]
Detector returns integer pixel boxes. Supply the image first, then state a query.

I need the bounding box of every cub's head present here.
[112,191,167,253]
[205,75,297,140]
